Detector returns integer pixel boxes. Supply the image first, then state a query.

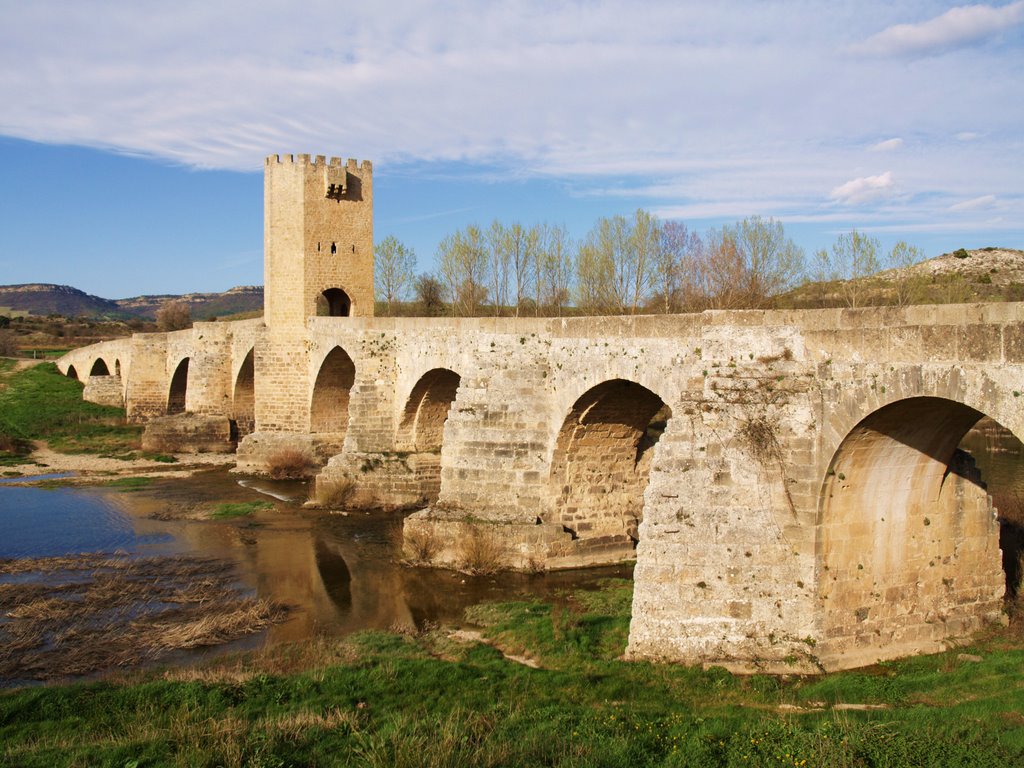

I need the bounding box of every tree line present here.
[374,213,936,317]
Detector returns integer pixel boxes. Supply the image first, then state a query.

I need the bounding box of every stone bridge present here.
[58,301,1024,672]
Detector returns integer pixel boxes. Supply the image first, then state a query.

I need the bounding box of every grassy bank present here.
[2,580,1022,767]
[0,362,141,463]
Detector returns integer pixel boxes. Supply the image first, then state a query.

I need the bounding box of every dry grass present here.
[309,475,356,507]
[404,524,441,563]
[457,528,504,575]
[0,553,287,682]
[266,447,310,479]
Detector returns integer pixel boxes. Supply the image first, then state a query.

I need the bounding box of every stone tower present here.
[263,154,374,328]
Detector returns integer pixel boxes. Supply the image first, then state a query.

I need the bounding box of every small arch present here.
[817,397,1013,666]
[315,288,352,317]
[232,349,255,438]
[330,242,337,254]
[89,359,110,376]
[66,365,78,380]
[397,369,462,453]
[114,359,121,377]
[310,346,355,435]
[548,379,671,542]
[167,358,189,415]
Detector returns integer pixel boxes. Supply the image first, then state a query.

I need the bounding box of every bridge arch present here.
[310,346,355,435]
[65,365,78,380]
[547,378,671,543]
[114,359,121,377]
[167,358,189,414]
[232,348,255,437]
[396,368,462,452]
[816,395,1014,667]
[89,358,110,376]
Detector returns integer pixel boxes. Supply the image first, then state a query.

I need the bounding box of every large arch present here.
[816,396,1009,667]
[89,358,110,376]
[547,379,671,542]
[396,368,461,452]
[167,358,189,415]
[232,348,255,438]
[316,288,351,317]
[310,346,355,435]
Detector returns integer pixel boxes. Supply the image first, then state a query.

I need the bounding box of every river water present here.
[0,469,629,680]
[0,424,1019,683]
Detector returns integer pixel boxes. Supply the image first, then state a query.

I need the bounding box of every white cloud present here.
[851,2,1024,57]
[949,194,998,211]
[956,131,982,140]
[829,172,896,205]
[869,138,903,152]
[0,1,1019,243]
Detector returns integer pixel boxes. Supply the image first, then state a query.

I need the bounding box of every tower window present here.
[330,242,337,254]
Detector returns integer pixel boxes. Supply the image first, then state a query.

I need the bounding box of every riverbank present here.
[2,579,1023,767]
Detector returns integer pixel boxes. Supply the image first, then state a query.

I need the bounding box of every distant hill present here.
[0,284,263,320]
[783,247,1024,308]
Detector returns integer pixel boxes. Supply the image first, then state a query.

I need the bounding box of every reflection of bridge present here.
[56,154,1024,671]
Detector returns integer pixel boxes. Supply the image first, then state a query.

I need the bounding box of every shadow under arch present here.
[89,358,110,376]
[310,346,355,435]
[167,358,189,415]
[232,348,255,438]
[66,365,78,380]
[548,378,671,544]
[316,288,351,317]
[816,396,1014,667]
[396,368,461,452]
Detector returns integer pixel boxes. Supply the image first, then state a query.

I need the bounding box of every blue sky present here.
[0,1,1021,298]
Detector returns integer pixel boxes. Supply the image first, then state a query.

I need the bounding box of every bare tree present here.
[829,230,881,308]
[888,240,927,307]
[627,209,658,314]
[439,225,488,317]
[507,222,538,317]
[537,223,573,317]
[414,274,447,316]
[486,220,510,316]
[374,235,416,316]
[155,301,192,332]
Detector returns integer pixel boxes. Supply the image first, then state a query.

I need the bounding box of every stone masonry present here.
[58,153,1024,673]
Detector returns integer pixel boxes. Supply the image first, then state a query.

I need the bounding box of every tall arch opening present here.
[232,349,255,438]
[316,288,351,317]
[817,397,1013,667]
[548,379,671,544]
[397,369,462,452]
[167,358,189,415]
[90,359,110,376]
[66,365,78,380]
[114,359,121,377]
[310,346,355,435]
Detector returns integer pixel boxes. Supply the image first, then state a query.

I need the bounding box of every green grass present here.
[1,581,1023,766]
[103,477,154,491]
[210,500,274,519]
[0,362,141,461]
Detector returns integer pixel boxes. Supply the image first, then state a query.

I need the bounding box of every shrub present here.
[308,476,355,507]
[0,329,18,357]
[458,528,504,575]
[404,525,440,563]
[266,448,310,479]
[953,248,971,259]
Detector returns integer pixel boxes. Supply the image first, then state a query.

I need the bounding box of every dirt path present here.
[3,441,236,484]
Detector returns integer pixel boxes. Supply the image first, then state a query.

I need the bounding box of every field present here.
[1,578,1023,767]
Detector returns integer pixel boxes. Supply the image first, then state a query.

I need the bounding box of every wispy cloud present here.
[949,194,998,211]
[956,131,982,141]
[830,172,896,205]
[850,2,1024,57]
[869,138,903,152]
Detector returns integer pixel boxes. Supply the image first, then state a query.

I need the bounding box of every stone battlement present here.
[265,153,372,174]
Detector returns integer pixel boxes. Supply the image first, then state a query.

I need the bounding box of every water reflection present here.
[0,470,630,657]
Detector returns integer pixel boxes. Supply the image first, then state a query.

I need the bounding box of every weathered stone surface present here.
[141,414,234,454]
[82,374,123,407]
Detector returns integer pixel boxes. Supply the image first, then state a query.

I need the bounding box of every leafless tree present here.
[155,301,192,332]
